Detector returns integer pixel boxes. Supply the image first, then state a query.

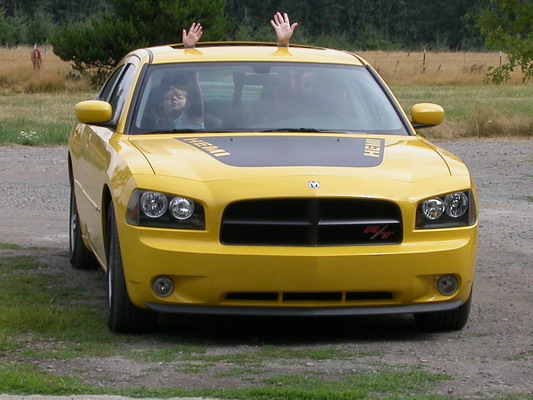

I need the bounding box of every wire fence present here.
[0,46,71,74]
[357,50,507,74]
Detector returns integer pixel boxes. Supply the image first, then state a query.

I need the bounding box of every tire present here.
[414,292,472,332]
[69,186,98,269]
[106,203,158,333]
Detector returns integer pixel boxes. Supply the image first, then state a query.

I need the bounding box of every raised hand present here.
[270,12,298,47]
[182,22,203,48]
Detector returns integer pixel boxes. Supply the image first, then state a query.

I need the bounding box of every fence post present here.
[422,48,427,73]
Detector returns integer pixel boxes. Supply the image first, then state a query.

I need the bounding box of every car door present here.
[74,57,139,263]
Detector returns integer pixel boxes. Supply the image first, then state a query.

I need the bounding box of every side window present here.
[97,63,137,123]
[98,66,125,102]
[108,64,136,122]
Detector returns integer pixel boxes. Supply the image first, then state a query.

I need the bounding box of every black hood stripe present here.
[179,136,384,168]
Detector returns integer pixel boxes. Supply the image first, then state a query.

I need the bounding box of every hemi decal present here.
[181,137,231,157]
[363,138,383,158]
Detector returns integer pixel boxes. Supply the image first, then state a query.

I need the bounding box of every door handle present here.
[85,132,92,149]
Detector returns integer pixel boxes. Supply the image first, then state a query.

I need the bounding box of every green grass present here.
[131,344,209,363]
[0,364,105,396]
[0,92,90,146]
[0,243,21,249]
[180,346,351,363]
[394,84,533,138]
[260,370,447,396]
[395,85,533,121]
[0,245,461,399]
[0,253,116,346]
[0,362,451,399]
[0,363,108,396]
[215,367,264,377]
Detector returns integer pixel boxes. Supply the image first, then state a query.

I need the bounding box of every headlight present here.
[416,191,475,229]
[444,192,468,218]
[421,197,445,220]
[169,197,195,220]
[140,192,168,218]
[126,190,205,230]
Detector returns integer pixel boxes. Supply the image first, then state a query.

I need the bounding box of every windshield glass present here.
[129,62,409,135]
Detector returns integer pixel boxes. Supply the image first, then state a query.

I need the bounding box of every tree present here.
[224,0,484,51]
[7,9,28,45]
[0,8,10,45]
[45,0,108,24]
[51,0,229,84]
[27,7,54,45]
[1,0,486,50]
[474,0,533,83]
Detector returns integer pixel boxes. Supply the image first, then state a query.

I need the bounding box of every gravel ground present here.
[0,139,532,399]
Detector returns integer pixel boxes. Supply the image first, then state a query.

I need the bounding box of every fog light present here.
[437,275,458,296]
[153,276,174,297]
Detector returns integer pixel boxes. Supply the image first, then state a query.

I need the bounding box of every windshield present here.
[129,62,409,135]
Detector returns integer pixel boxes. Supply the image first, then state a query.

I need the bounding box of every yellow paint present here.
[69,43,477,314]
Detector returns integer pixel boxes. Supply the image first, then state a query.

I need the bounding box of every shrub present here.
[25,74,67,93]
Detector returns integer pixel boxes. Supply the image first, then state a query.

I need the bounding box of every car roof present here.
[131,42,368,67]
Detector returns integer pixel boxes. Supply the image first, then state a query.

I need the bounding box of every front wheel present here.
[69,186,97,269]
[107,203,158,333]
[414,292,472,332]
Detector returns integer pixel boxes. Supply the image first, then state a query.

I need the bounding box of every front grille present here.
[220,199,402,246]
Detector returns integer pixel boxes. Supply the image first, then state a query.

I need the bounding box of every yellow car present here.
[68,43,477,333]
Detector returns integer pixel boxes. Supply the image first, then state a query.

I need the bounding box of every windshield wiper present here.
[256,128,352,134]
[142,129,246,135]
[139,129,202,134]
[170,129,203,133]
[256,128,325,133]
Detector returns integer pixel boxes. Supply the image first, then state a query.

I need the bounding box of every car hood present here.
[129,134,451,183]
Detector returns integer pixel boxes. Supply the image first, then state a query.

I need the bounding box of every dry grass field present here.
[1,47,522,91]
[358,50,525,86]
[0,46,93,93]
[0,46,531,144]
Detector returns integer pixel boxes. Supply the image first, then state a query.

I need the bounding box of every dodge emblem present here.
[308,181,320,189]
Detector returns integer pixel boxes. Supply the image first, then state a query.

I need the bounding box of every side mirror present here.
[75,100,112,124]
[410,103,445,128]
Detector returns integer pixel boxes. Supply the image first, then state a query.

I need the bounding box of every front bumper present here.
[146,301,462,316]
[119,224,477,313]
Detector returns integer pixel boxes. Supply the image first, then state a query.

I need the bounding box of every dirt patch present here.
[0,140,532,398]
